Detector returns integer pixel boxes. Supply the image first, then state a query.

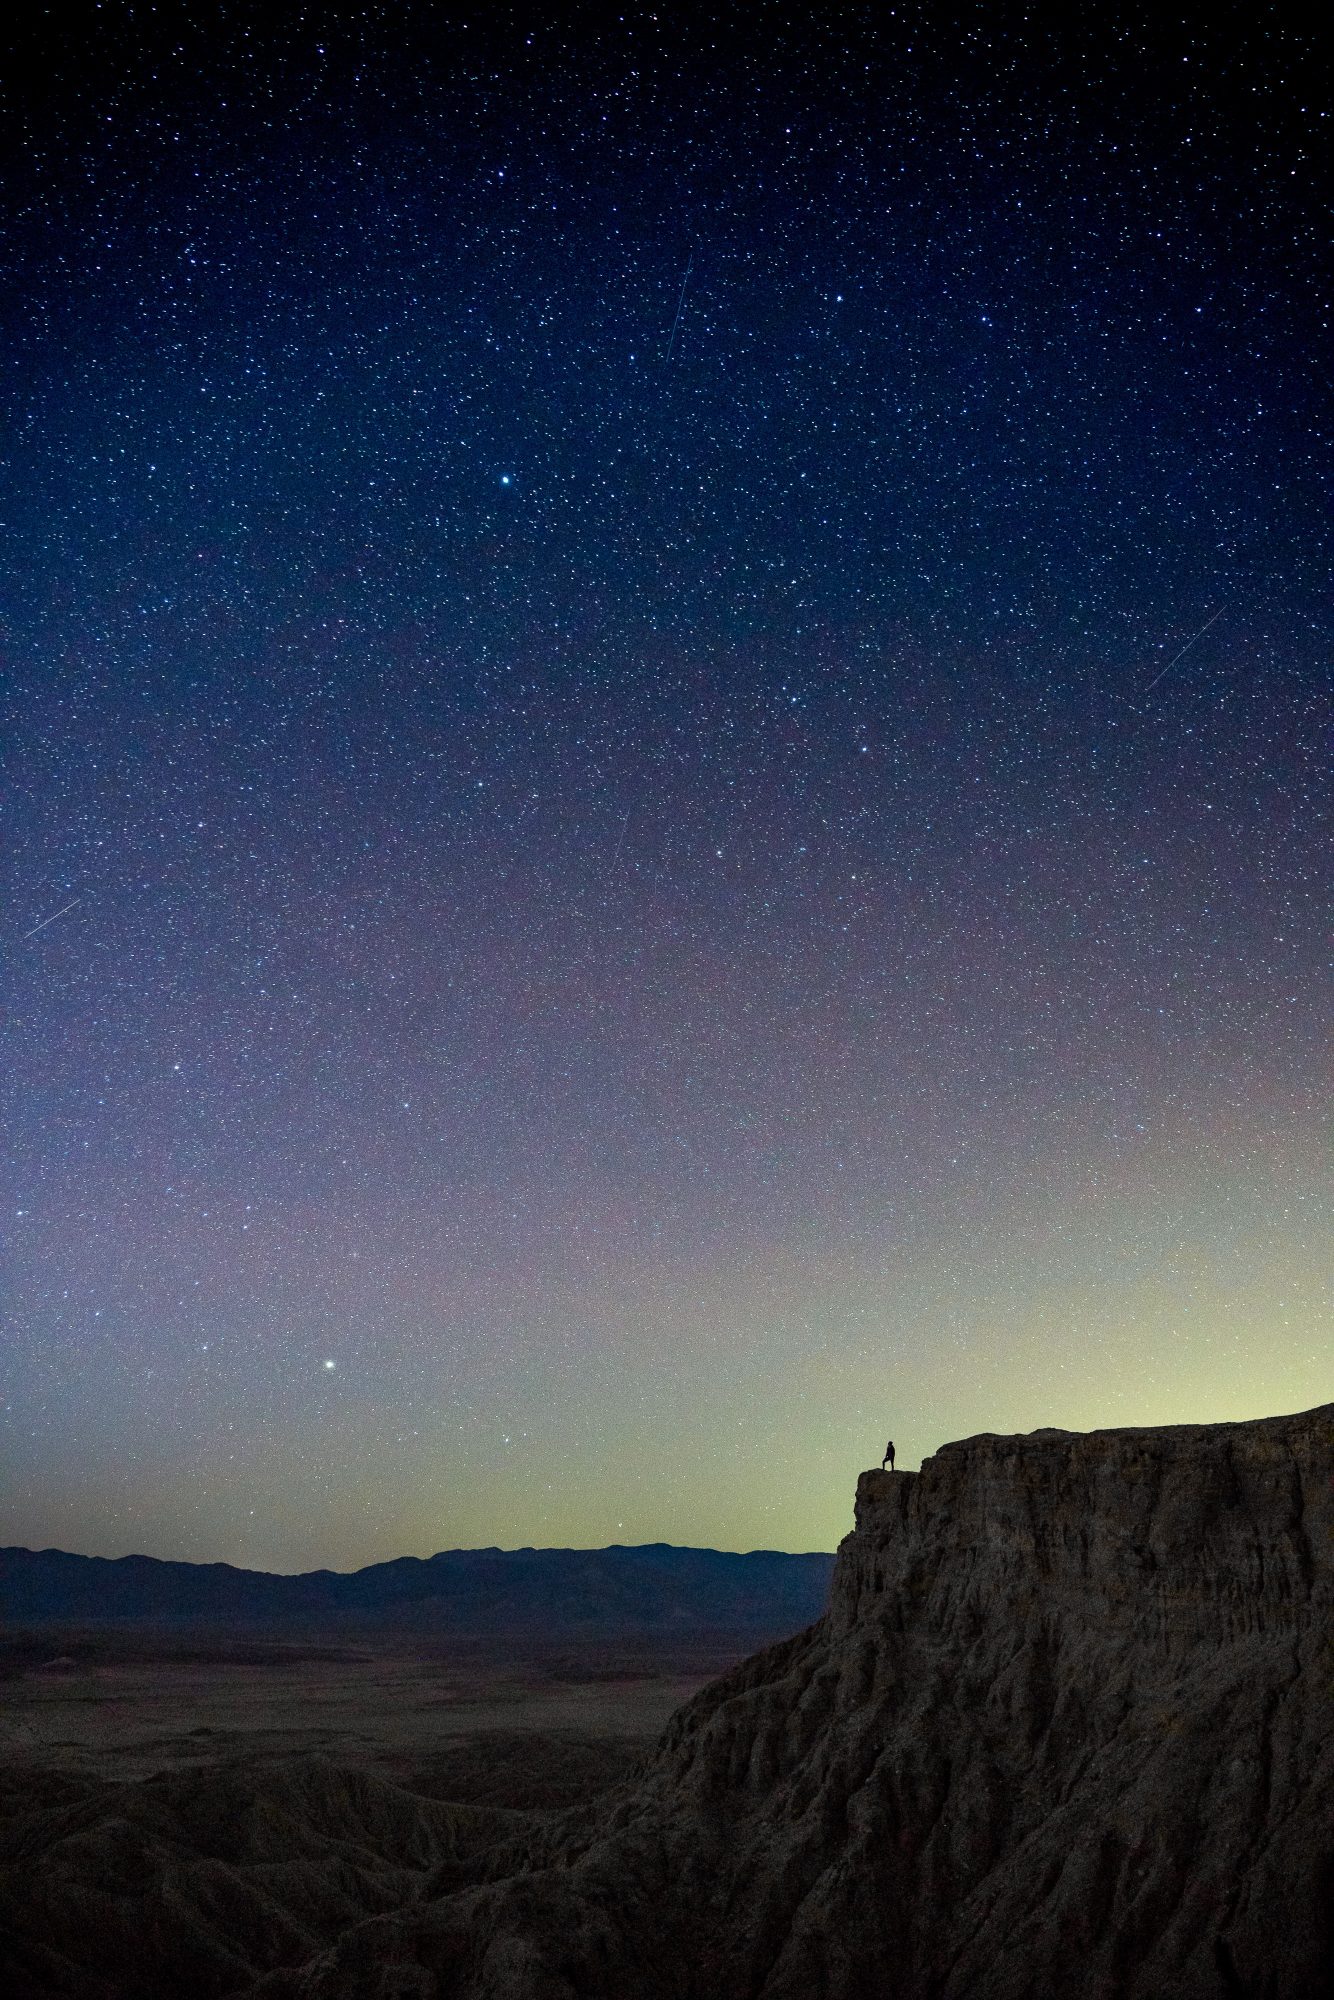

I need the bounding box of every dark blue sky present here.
[2,4,1328,1567]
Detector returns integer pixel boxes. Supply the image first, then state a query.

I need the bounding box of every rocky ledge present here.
[837,1405,1328,1646]
[309,1404,1332,2000]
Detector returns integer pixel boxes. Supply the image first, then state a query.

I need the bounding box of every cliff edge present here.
[278,1405,1332,1999]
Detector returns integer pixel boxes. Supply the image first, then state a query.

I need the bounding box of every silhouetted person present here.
[882,1439,896,1471]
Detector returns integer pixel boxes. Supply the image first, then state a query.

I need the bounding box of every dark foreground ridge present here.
[3,1404,1331,1998]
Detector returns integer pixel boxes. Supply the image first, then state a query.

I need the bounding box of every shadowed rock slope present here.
[4,1405,1330,1998]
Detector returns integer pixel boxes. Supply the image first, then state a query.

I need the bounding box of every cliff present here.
[635,1407,1334,1998]
[271,1404,1333,1999]
[3,1406,1329,1999]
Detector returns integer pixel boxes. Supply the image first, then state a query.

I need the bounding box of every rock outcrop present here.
[263,1404,1334,1999]
[4,1405,1330,1997]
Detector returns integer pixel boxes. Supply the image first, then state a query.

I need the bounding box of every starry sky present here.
[2,4,1328,1572]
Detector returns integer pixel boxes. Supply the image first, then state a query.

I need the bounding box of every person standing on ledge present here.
[881,1439,896,1471]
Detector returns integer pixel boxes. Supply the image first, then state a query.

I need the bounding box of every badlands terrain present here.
[3,1405,1331,1998]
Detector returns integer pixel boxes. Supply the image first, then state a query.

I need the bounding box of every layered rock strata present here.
[276,1406,1332,1999]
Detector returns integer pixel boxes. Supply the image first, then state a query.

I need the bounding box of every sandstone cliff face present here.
[266,1404,1332,1999]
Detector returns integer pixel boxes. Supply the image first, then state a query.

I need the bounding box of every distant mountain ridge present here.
[0,1540,836,1641]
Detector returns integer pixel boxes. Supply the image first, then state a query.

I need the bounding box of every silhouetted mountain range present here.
[0,1541,836,1642]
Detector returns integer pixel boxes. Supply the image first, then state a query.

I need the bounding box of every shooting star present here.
[1142,605,1226,695]
[663,248,694,367]
[21,896,81,941]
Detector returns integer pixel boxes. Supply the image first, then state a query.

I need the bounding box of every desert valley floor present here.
[0,1635,717,1803]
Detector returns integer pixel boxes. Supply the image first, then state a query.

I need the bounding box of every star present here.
[2,4,1322,1574]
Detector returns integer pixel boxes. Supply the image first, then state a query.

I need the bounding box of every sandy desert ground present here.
[0,1633,726,1802]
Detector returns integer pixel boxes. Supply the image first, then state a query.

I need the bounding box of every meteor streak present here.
[1142,605,1226,694]
[664,249,694,367]
[20,896,81,941]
